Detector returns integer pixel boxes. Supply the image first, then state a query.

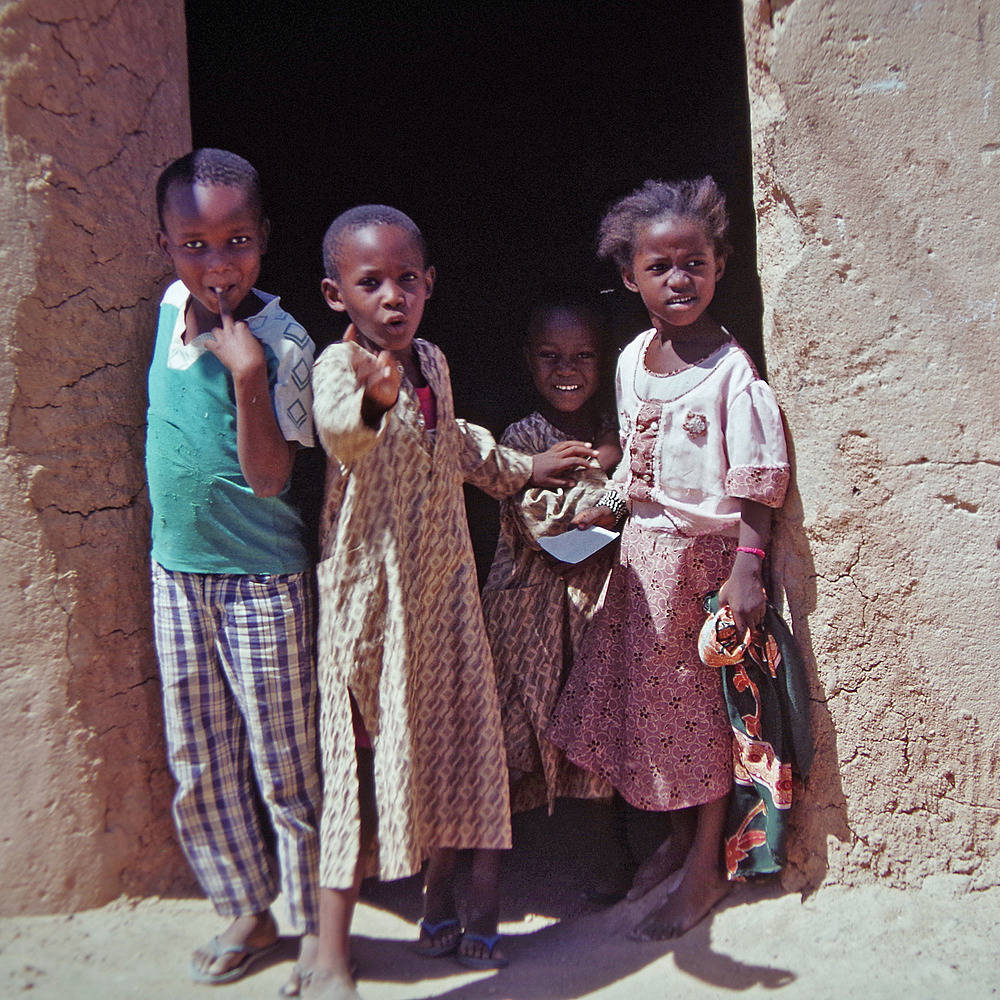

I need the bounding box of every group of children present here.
[146,149,789,999]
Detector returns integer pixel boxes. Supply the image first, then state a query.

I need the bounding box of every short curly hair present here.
[155,148,263,230]
[598,177,731,269]
[525,299,608,352]
[322,205,427,280]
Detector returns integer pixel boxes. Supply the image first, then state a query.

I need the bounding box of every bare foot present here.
[279,933,321,998]
[630,870,731,941]
[301,968,362,1000]
[190,911,278,981]
[626,836,690,901]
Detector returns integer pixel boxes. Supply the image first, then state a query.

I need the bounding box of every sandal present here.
[279,960,361,997]
[190,935,279,985]
[279,965,309,998]
[413,917,463,958]
[455,932,508,970]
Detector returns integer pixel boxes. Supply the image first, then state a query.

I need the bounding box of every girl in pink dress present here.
[548,177,789,940]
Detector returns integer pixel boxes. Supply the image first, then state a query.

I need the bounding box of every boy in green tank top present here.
[146,149,319,991]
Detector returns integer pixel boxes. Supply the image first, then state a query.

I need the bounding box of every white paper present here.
[538,525,618,564]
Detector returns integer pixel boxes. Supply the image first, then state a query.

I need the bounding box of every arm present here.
[717,498,771,632]
[457,419,534,498]
[572,434,628,530]
[593,423,623,475]
[718,378,790,630]
[344,325,401,428]
[313,332,400,465]
[499,419,611,548]
[568,422,625,530]
[459,422,598,499]
[204,295,294,497]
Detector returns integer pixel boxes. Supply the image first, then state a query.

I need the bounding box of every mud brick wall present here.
[745,0,1000,890]
[0,0,192,913]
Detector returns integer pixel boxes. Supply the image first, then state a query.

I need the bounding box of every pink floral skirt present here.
[547,524,734,811]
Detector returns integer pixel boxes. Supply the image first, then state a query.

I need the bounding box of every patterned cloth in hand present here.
[699,593,814,879]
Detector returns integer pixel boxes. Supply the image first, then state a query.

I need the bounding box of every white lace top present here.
[608,330,790,537]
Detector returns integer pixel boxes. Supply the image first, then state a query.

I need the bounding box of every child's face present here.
[157,181,268,319]
[321,224,434,354]
[621,215,724,333]
[526,312,601,415]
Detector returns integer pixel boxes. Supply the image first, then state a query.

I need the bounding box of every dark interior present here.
[184,0,759,570]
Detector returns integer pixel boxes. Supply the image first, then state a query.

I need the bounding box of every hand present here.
[203,291,265,379]
[717,562,766,633]
[530,440,598,489]
[344,325,400,415]
[571,505,619,530]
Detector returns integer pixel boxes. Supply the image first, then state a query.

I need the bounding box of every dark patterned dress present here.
[481,411,615,814]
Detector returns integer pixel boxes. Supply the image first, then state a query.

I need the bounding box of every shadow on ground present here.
[346,799,796,998]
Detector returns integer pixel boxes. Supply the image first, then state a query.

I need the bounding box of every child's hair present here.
[597,176,731,269]
[322,205,427,281]
[525,299,609,352]
[155,148,263,230]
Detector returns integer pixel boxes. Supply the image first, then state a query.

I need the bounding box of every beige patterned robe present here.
[482,411,615,815]
[313,336,532,889]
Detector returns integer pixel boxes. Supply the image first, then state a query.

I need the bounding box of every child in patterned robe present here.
[482,301,620,817]
[304,206,596,1000]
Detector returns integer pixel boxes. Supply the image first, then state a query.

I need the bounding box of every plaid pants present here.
[152,563,320,933]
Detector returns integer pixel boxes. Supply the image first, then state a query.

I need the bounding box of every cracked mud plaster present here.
[0,0,192,913]
[744,0,1000,889]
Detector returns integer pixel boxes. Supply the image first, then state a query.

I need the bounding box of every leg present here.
[302,748,376,1000]
[631,794,731,941]
[217,574,323,994]
[456,849,507,969]
[152,566,280,982]
[416,849,463,957]
[300,889,362,1000]
[585,794,638,905]
[626,806,695,901]
[624,534,736,915]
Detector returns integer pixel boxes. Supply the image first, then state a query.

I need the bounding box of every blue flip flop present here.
[455,932,508,970]
[190,935,279,985]
[414,917,463,958]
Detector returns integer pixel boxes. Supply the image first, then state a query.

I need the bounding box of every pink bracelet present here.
[736,546,766,559]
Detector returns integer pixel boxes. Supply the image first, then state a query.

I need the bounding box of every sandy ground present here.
[2,803,997,1000]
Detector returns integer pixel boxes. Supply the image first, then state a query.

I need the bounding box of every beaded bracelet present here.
[736,546,766,559]
[596,489,628,523]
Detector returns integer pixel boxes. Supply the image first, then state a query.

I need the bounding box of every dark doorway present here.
[185,0,759,568]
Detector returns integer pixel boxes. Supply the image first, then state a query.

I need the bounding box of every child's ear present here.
[321,277,348,313]
[423,265,436,299]
[156,230,173,262]
[620,265,639,293]
[260,217,271,255]
[715,255,726,281]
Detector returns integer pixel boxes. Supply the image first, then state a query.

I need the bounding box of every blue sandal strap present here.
[420,917,461,937]
[461,932,502,952]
